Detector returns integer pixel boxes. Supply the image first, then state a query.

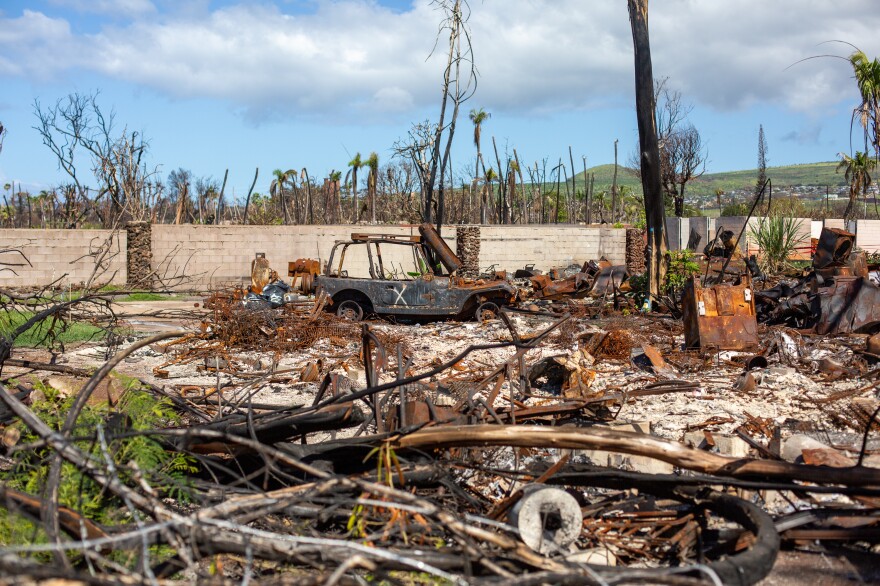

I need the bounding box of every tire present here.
[475,302,500,322]
[336,299,364,321]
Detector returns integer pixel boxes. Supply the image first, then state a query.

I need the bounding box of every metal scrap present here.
[682,275,758,351]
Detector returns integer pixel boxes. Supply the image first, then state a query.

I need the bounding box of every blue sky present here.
[0,0,876,200]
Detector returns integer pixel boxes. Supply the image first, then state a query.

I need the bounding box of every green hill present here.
[566,161,846,197]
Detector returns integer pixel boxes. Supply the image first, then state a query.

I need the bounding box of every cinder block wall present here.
[477,225,625,272]
[151,224,455,290]
[0,223,649,290]
[151,224,625,290]
[855,220,880,253]
[0,229,126,287]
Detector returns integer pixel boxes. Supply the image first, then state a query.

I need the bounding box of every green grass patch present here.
[116,292,180,302]
[0,311,106,347]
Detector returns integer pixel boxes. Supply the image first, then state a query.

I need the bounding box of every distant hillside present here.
[566,161,846,197]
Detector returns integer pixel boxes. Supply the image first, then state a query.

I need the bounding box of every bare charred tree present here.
[491,136,509,224]
[195,176,220,224]
[611,139,619,222]
[424,0,477,235]
[629,79,707,217]
[33,92,159,224]
[628,0,666,302]
[215,169,228,224]
[393,120,435,221]
[672,124,707,216]
[367,152,379,224]
[301,168,315,225]
[242,167,259,225]
[168,168,192,225]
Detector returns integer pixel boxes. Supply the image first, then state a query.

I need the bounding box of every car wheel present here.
[337,299,364,321]
[475,302,500,322]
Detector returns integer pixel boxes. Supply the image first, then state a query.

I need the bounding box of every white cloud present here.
[370,87,415,113]
[0,0,876,120]
[48,0,156,18]
[0,11,79,77]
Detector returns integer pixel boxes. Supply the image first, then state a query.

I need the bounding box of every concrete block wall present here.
[855,219,880,253]
[0,229,126,287]
[665,218,683,251]
[478,225,626,272]
[151,224,625,289]
[823,218,847,231]
[666,217,712,251]
[151,224,456,290]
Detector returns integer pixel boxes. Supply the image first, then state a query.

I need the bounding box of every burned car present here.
[312,224,516,321]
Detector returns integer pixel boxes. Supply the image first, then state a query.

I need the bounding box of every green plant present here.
[628,272,649,306]
[0,379,196,550]
[749,215,804,273]
[0,310,106,347]
[664,249,701,296]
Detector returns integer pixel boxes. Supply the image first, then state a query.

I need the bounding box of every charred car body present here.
[308,223,516,321]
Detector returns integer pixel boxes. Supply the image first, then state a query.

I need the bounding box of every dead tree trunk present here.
[242,168,258,225]
[216,168,228,225]
[628,0,667,303]
[611,139,619,222]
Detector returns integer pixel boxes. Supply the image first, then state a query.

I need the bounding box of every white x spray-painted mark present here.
[393,285,408,306]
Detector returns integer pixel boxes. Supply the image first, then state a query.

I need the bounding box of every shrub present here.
[0,379,196,552]
[749,216,804,273]
[665,249,701,296]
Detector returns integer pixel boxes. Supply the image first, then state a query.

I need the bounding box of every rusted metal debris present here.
[754,227,880,335]
[682,275,759,351]
[526,260,629,301]
[287,257,321,295]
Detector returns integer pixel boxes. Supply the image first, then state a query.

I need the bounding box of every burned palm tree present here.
[366,152,379,224]
[837,150,876,220]
[348,153,362,223]
[628,0,666,304]
[469,107,490,197]
[850,49,880,158]
[270,168,297,224]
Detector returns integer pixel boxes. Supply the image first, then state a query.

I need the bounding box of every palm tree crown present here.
[850,50,880,155]
[837,150,877,219]
[469,108,491,149]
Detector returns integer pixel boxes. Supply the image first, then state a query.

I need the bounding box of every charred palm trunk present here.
[628,0,666,303]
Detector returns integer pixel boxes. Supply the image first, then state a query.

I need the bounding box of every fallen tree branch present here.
[394,424,880,486]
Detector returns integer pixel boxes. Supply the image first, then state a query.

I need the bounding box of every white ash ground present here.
[14,308,867,449]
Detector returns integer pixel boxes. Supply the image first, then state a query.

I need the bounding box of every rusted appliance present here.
[682,276,758,351]
[287,258,321,294]
[813,227,855,270]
